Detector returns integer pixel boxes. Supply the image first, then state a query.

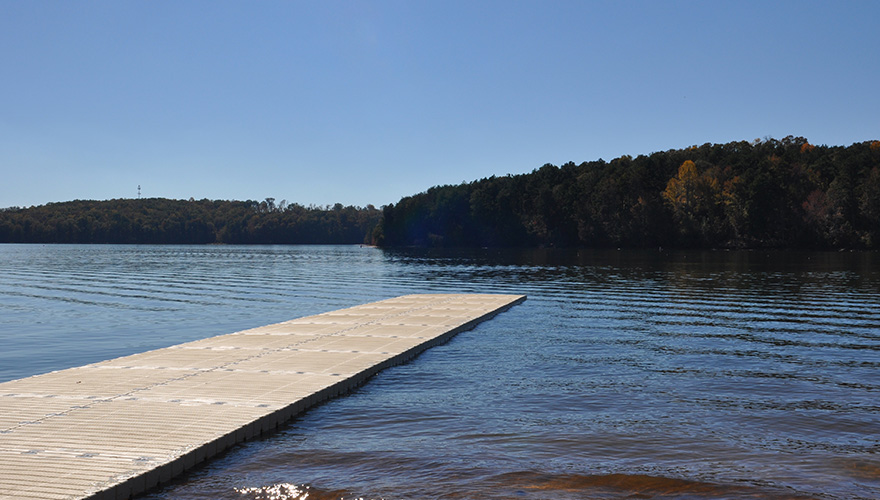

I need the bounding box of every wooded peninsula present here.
[0,199,380,245]
[2,137,879,249]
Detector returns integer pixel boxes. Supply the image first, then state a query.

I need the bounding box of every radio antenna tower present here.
[138,185,141,199]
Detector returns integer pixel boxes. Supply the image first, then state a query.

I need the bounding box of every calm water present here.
[1,244,878,499]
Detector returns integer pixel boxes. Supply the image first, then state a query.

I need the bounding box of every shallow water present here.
[1,245,878,499]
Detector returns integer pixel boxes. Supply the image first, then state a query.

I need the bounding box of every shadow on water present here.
[486,471,820,500]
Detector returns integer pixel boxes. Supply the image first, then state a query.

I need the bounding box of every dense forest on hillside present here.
[3,137,878,248]
[377,137,880,249]
[0,198,381,244]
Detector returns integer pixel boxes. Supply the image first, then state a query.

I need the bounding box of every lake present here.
[1,244,878,499]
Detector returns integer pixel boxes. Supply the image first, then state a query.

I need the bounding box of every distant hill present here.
[0,198,381,245]
[4,137,879,249]
[376,137,880,249]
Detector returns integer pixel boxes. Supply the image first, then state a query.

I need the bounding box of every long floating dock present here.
[0,293,525,500]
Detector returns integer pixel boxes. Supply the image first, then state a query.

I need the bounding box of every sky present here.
[1,1,878,209]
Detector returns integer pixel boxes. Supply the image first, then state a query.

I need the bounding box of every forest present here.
[0,198,381,245]
[2,137,879,248]
[377,137,880,249]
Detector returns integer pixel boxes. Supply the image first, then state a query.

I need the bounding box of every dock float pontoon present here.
[0,293,525,499]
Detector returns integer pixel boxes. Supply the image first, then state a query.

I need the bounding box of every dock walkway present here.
[0,293,525,500]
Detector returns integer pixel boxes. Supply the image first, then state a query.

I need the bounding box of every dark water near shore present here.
[1,244,878,499]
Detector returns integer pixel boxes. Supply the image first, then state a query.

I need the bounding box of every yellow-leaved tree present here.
[662,160,700,213]
[662,160,724,242]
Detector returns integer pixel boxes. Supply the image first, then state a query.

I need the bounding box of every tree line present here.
[3,137,878,248]
[0,198,381,245]
[376,137,880,249]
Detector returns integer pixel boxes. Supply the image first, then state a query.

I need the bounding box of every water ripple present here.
[2,245,879,499]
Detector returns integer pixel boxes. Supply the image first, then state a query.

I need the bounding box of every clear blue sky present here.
[2,1,878,209]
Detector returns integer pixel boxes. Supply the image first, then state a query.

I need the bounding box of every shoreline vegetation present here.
[0,199,381,245]
[2,137,879,249]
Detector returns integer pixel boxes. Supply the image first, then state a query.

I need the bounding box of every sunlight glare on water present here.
[235,483,310,500]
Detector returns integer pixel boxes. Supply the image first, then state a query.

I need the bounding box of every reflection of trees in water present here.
[383,247,878,299]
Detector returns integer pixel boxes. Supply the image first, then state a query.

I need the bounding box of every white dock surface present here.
[0,293,525,500]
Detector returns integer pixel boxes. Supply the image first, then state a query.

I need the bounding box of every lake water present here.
[1,244,878,499]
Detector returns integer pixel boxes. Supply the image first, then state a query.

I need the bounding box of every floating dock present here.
[0,293,525,500]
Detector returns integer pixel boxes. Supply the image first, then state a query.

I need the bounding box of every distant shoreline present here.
[3,138,878,250]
